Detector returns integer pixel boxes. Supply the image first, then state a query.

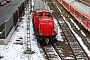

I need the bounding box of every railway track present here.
[40,44,61,60]
[45,0,90,60]
[40,42,76,60]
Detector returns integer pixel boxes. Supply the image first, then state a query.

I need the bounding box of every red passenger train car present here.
[58,0,90,32]
[32,0,56,44]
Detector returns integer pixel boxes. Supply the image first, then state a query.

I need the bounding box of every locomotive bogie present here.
[37,36,56,44]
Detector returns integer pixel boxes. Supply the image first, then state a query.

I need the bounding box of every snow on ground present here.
[0,14,62,60]
[0,0,90,60]
[0,15,45,60]
[54,18,63,42]
[0,32,1,34]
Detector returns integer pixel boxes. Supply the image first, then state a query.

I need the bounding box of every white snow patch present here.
[0,32,1,34]
[0,15,45,60]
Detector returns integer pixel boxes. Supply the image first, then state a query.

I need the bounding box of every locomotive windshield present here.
[45,12,51,16]
[36,12,42,16]
[36,12,51,17]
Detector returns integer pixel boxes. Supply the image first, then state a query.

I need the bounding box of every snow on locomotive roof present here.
[72,1,90,16]
[66,0,75,3]
[33,0,46,11]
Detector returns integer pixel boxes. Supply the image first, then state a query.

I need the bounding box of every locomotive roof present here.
[36,10,49,13]
[72,1,90,16]
[33,0,46,11]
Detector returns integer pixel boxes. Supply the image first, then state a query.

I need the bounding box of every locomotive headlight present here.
[52,33,54,34]
[41,33,42,35]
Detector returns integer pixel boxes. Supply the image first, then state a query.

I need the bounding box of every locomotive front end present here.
[38,11,56,44]
[39,18,54,36]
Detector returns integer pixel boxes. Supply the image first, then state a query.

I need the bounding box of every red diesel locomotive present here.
[32,0,56,44]
[58,0,90,32]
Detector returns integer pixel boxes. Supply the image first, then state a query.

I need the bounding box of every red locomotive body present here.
[58,0,90,32]
[32,1,56,44]
[39,11,54,36]
[32,10,54,36]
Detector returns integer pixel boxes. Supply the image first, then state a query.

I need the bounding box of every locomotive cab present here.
[39,11,54,36]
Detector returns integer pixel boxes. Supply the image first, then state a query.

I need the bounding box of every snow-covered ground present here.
[0,15,46,60]
[0,0,90,60]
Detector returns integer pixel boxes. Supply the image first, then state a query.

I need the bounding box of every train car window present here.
[62,0,69,9]
[81,14,83,20]
[72,8,74,13]
[70,7,74,14]
[81,15,87,21]
[75,10,80,17]
[88,20,90,25]
[81,15,84,20]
